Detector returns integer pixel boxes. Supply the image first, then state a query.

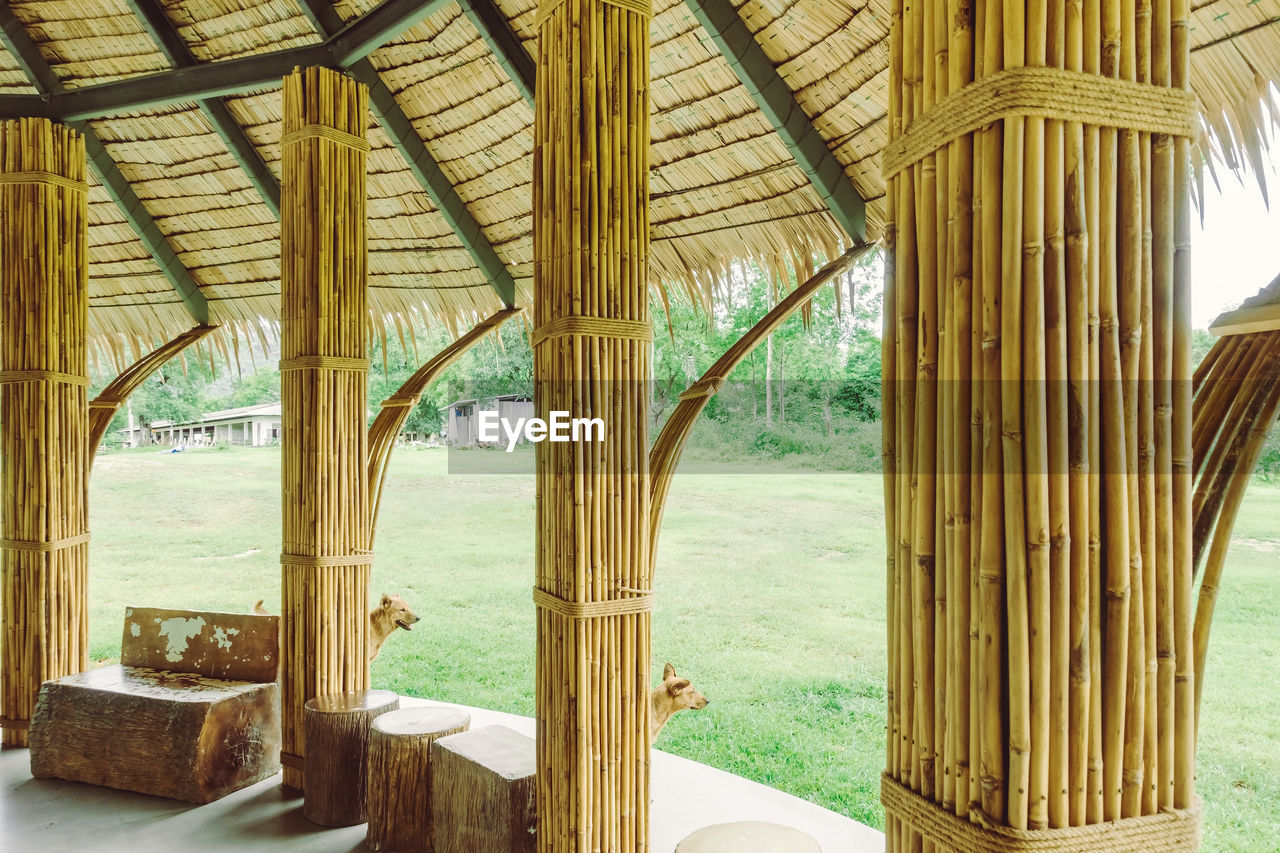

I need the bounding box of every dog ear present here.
[666,678,690,696]
[380,593,391,606]
[663,662,676,681]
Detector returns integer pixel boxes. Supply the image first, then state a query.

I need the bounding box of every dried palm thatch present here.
[0,0,1274,355]
[0,118,90,747]
[881,0,1201,850]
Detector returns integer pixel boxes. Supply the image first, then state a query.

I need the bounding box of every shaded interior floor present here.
[1,697,884,852]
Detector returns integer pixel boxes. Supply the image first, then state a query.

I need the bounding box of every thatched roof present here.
[0,0,1275,362]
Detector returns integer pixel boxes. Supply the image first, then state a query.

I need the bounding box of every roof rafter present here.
[4,0,451,121]
[682,0,867,243]
[0,2,210,326]
[297,0,518,307]
[123,0,280,216]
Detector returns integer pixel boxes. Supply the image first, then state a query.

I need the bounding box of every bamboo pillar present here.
[881,0,1202,849]
[0,118,90,748]
[533,0,653,849]
[279,67,371,791]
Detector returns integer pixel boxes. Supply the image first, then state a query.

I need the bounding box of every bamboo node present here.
[0,717,29,729]
[882,775,1202,852]
[0,370,89,387]
[532,587,654,620]
[882,67,1198,179]
[0,531,90,552]
[536,0,651,29]
[530,316,654,349]
[280,552,374,568]
[0,171,88,193]
[678,376,725,401]
[280,124,370,152]
[279,356,370,372]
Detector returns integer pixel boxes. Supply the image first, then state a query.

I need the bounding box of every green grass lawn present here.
[85,445,1278,848]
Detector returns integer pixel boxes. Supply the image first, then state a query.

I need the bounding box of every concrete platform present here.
[1,697,884,852]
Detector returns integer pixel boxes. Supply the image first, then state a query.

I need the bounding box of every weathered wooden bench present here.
[30,606,281,804]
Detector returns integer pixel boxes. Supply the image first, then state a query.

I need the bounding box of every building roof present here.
[0,1,1275,359]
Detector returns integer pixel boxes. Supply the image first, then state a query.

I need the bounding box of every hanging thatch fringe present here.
[882,1,1200,849]
[366,305,522,540]
[0,118,90,748]
[533,0,653,848]
[278,66,371,792]
[86,325,218,462]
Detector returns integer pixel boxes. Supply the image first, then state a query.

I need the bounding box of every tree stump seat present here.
[430,725,537,853]
[365,706,471,851]
[303,689,399,827]
[30,606,281,804]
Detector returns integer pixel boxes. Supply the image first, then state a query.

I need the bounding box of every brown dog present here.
[651,662,709,741]
[367,593,421,661]
[251,593,421,662]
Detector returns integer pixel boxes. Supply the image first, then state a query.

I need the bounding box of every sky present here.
[1191,143,1280,329]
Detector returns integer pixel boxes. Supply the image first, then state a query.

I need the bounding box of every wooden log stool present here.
[365,706,471,852]
[430,725,536,853]
[676,821,822,852]
[303,689,399,826]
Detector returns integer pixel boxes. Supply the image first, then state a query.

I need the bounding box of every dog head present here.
[378,593,421,632]
[661,662,709,712]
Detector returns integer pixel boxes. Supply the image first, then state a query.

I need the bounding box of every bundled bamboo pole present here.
[648,245,873,556]
[366,306,521,541]
[278,67,371,792]
[882,0,1202,848]
[87,325,217,462]
[0,118,90,748]
[1190,326,1280,736]
[533,0,652,848]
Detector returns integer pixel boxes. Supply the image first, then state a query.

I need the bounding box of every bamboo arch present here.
[87,325,218,462]
[648,243,875,561]
[366,306,522,540]
[1189,285,1280,733]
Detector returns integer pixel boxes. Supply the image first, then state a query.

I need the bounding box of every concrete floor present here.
[1,697,884,852]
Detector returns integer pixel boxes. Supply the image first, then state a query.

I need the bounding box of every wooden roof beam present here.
[124,0,280,217]
[682,0,867,243]
[297,0,518,307]
[0,2,210,326]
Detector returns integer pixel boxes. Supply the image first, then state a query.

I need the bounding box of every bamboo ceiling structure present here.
[0,0,1277,850]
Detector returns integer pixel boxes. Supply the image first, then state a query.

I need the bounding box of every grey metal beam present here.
[683,0,867,242]
[299,0,518,307]
[348,61,517,306]
[0,94,49,117]
[124,0,280,216]
[461,0,534,105]
[0,2,210,325]
[53,43,332,121]
[329,0,451,67]
[78,126,210,324]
